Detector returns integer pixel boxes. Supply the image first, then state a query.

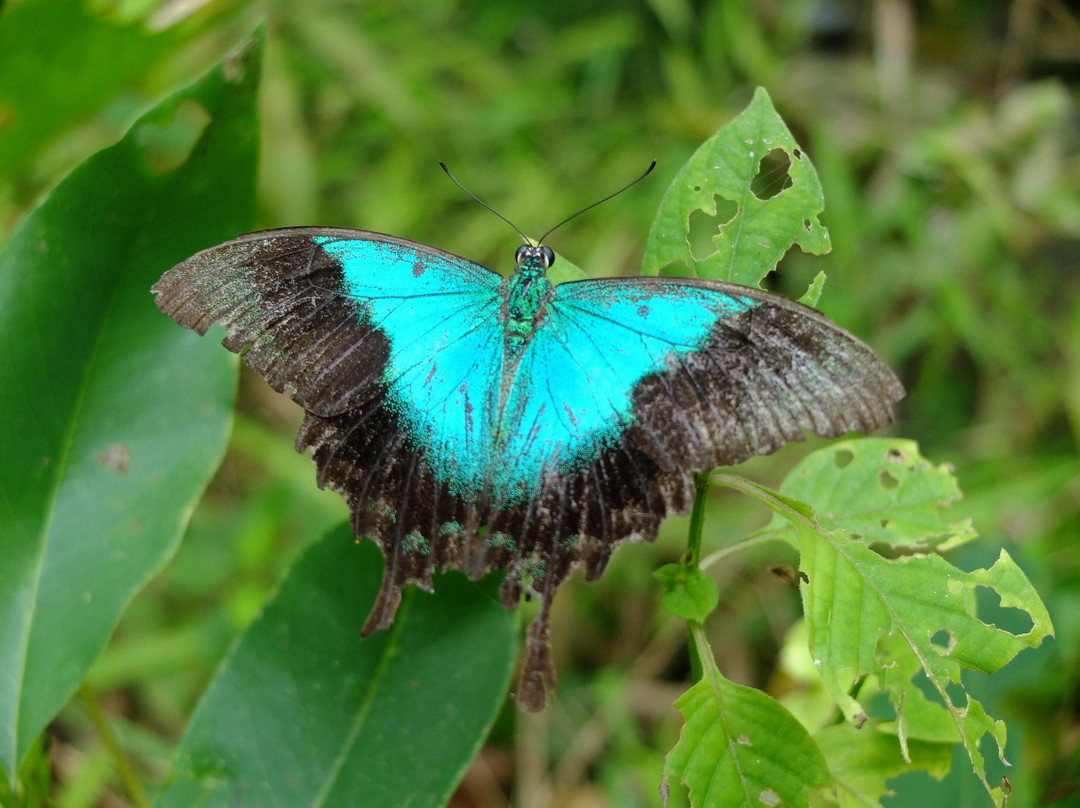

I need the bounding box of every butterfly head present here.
[515,244,555,272]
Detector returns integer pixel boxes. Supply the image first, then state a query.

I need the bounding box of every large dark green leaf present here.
[158,526,516,808]
[0,32,260,776]
[0,0,182,181]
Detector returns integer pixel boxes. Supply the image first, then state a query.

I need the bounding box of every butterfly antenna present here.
[537,159,656,245]
[439,161,532,245]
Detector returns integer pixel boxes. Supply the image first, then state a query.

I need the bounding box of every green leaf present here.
[157,525,516,808]
[768,438,977,552]
[796,524,1053,806]
[799,270,826,308]
[0,32,261,776]
[0,0,182,180]
[643,86,830,285]
[654,563,720,622]
[665,627,830,808]
[547,249,588,284]
[810,723,952,808]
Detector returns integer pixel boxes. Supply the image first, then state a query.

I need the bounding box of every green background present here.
[0,0,1076,805]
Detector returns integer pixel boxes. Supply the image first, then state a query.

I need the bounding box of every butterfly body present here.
[154,226,904,710]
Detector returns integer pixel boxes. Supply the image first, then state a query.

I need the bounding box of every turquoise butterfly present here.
[153,225,903,709]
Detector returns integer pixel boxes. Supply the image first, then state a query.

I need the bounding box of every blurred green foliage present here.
[0,0,1077,806]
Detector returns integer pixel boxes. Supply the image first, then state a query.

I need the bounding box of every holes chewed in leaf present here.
[878,469,899,489]
[658,260,694,278]
[750,148,793,200]
[946,680,968,708]
[974,585,1035,634]
[886,447,907,464]
[931,628,955,654]
[834,448,854,468]
[688,196,739,260]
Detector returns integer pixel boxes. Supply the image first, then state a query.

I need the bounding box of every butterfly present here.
[153,189,904,711]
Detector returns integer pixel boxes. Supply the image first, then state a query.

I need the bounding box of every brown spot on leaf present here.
[758,788,781,806]
[98,443,132,474]
[768,565,800,588]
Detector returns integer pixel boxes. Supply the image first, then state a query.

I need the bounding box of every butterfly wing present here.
[494,277,902,556]
[516,278,904,553]
[152,226,504,417]
[154,227,511,622]
[550,276,902,468]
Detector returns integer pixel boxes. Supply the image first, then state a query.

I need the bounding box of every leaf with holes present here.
[764,438,976,553]
[157,525,516,808]
[643,86,830,288]
[795,521,1052,807]
[809,722,952,808]
[664,641,830,808]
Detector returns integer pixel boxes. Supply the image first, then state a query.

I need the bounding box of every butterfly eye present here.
[515,245,529,265]
[540,246,555,268]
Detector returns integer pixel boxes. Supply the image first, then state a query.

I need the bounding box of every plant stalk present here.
[77,685,151,808]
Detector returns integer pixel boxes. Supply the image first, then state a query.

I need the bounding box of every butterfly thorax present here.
[504,252,553,358]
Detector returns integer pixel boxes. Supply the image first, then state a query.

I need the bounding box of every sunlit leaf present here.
[643,86,830,288]
[810,722,952,808]
[799,271,826,308]
[766,438,976,552]
[664,629,830,808]
[796,523,1052,806]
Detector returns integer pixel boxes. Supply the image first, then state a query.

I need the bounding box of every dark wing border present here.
[152,227,502,417]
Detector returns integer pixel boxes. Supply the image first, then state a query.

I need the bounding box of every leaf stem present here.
[709,472,804,523]
[686,472,711,566]
[699,533,775,571]
[77,685,150,808]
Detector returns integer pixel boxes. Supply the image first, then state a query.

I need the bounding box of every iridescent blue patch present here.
[318,237,760,503]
